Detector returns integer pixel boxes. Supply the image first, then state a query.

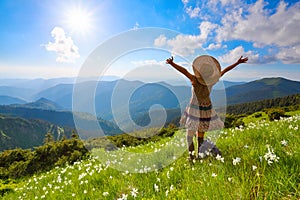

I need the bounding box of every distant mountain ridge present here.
[0,95,26,105]
[1,77,300,133]
[226,77,300,104]
[12,98,64,110]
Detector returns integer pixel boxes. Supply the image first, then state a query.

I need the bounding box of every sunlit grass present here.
[2,115,300,199]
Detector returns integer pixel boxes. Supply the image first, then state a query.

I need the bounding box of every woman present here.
[166,55,248,160]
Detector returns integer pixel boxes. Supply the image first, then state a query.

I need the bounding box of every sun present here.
[64,6,94,35]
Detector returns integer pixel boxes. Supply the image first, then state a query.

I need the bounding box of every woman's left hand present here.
[237,56,248,64]
[166,56,174,64]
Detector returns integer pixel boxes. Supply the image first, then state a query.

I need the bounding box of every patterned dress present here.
[180,80,224,132]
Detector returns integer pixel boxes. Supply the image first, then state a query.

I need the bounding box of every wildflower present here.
[264,146,280,165]
[166,190,169,196]
[170,185,174,191]
[280,140,288,146]
[216,154,224,163]
[72,193,76,197]
[232,157,241,165]
[83,190,87,194]
[103,192,109,196]
[118,194,128,200]
[252,165,257,171]
[228,177,232,182]
[212,173,217,177]
[154,183,159,192]
[130,188,138,198]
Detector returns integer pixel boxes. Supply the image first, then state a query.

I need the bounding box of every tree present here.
[43,132,54,144]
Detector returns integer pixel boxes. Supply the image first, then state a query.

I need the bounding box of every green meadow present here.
[1,114,300,200]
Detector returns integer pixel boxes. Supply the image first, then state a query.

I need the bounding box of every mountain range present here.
[1,77,300,123]
[0,77,300,151]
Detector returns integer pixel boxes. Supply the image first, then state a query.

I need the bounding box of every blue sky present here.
[0,0,299,82]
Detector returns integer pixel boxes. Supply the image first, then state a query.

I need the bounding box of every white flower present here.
[216,154,224,163]
[198,152,205,158]
[117,194,128,200]
[252,165,257,171]
[103,192,109,196]
[232,157,241,165]
[212,173,217,177]
[170,185,174,191]
[228,177,232,182]
[280,140,288,146]
[130,188,138,198]
[264,146,280,165]
[83,190,87,194]
[72,193,76,197]
[154,183,159,192]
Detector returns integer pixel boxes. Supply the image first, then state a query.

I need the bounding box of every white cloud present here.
[45,27,80,63]
[181,0,189,6]
[182,0,300,64]
[276,45,300,64]
[216,0,300,47]
[131,59,164,66]
[205,43,224,50]
[153,21,217,57]
[218,46,260,64]
[166,34,204,56]
[185,6,201,18]
[154,34,167,47]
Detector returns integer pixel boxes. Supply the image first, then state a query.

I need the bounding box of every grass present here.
[1,114,300,199]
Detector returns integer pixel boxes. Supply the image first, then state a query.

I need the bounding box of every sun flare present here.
[65,7,93,35]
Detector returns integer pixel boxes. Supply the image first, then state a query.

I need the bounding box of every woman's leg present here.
[197,131,205,157]
[186,129,195,160]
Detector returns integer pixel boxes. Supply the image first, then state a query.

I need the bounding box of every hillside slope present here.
[0,106,122,139]
[0,114,74,151]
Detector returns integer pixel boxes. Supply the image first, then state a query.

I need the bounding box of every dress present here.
[180,80,224,132]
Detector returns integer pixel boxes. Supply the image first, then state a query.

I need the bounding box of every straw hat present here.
[192,55,221,86]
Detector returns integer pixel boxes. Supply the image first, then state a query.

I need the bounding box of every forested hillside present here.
[0,114,74,151]
[226,94,300,115]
